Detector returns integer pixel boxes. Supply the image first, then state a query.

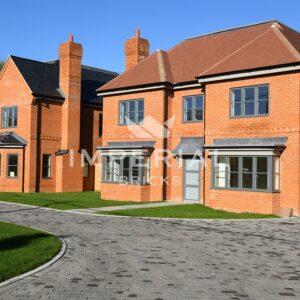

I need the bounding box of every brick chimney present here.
[56,33,83,192]
[125,28,149,71]
[59,32,82,150]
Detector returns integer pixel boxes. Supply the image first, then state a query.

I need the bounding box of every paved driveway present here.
[0,202,299,300]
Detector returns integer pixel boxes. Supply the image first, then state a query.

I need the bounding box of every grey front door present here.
[183,158,200,202]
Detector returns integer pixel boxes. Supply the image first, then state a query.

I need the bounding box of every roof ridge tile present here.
[271,23,300,60]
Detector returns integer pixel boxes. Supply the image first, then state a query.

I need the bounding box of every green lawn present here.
[0,192,148,210]
[0,221,61,282]
[98,204,279,219]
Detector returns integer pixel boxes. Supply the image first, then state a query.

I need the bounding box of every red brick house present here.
[0,34,117,192]
[97,21,300,216]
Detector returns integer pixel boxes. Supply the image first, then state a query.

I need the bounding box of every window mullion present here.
[253,157,257,190]
[238,157,242,189]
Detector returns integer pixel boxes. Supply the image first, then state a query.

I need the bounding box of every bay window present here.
[103,155,150,184]
[212,155,279,191]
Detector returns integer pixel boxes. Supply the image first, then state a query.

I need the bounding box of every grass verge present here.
[0,221,61,282]
[97,204,279,219]
[0,191,147,210]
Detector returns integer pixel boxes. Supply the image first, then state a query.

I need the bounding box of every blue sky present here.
[0,0,299,73]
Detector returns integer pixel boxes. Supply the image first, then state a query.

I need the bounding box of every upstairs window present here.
[183,95,204,122]
[119,99,144,125]
[231,85,269,117]
[2,106,18,128]
[42,154,51,179]
[7,154,18,178]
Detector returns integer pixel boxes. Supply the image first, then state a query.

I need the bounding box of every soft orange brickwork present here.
[101,90,166,202]
[125,28,149,71]
[101,72,300,216]
[0,37,105,193]
[204,73,300,215]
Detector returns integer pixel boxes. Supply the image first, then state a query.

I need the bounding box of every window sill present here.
[182,120,203,124]
[210,187,280,193]
[229,114,269,119]
[102,181,149,186]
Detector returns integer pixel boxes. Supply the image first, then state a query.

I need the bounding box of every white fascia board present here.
[198,65,300,83]
[97,85,167,96]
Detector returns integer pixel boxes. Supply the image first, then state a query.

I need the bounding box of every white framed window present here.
[2,106,18,128]
[42,154,51,178]
[7,154,18,178]
[103,155,150,184]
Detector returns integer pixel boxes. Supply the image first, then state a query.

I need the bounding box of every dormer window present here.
[2,106,18,128]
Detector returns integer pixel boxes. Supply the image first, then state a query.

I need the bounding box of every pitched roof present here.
[11,56,118,104]
[0,132,27,147]
[98,20,300,92]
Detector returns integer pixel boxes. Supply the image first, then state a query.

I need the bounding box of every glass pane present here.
[129,101,136,112]
[195,109,203,121]
[113,159,121,182]
[229,173,239,188]
[186,172,199,186]
[122,157,130,182]
[123,157,130,169]
[138,100,144,110]
[195,96,203,109]
[243,157,253,172]
[120,113,127,124]
[245,88,255,102]
[257,174,268,190]
[131,168,139,182]
[121,169,129,182]
[229,157,239,172]
[186,159,200,171]
[184,97,193,109]
[185,110,192,121]
[257,157,268,173]
[215,171,226,188]
[128,112,135,123]
[232,89,242,102]
[120,102,127,114]
[242,173,253,189]
[137,111,144,123]
[8,155,18,166]
[105,157,111,181]
[233,102,241,116]
[258,86,268,101]
[245,101,255,115]
[8,166,18,177]
[258,100,268,115]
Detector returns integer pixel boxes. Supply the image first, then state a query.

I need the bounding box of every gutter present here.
[97,63,300,97]
[97,84,169,96]
[197,64,300,83]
